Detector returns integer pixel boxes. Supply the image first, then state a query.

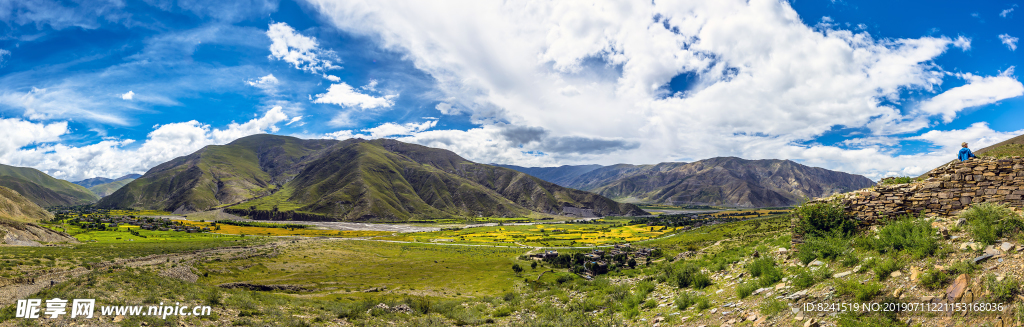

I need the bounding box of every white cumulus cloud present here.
[266,22,340,73]
[245,74,279,87]
[1,107,291,181]
[303,0,1024,179]
[918,69,1024,122]
[1000,34,1019,51]
[313,82,397,109]
[120,90,134,100]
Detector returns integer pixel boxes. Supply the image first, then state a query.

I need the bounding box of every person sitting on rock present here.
[958,142,977,162]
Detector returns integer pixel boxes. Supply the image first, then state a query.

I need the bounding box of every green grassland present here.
[0,237,263,280]
[638,214,791,257]
[196,240,528,299]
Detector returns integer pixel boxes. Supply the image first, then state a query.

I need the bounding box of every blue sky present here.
[0,0,1021,181]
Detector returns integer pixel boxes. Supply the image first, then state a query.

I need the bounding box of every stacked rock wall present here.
[809,157,1024,225]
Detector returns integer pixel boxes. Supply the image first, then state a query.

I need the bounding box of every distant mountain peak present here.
[503,157,874,208]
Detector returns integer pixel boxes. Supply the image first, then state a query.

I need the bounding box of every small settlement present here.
[528,243,660,278]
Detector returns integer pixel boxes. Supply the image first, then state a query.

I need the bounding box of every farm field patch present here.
[378,222,678,247]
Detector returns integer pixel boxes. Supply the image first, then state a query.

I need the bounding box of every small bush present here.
[837,280,883,301]
[872,215,938,259]
[792,269,817,289]
[695,297,711,311]
[747,258,783,287]
[674,292,698,310]
[879,176,913,185]
[948,260,980,276]
[797,232,850,264]
[840,253,860,267]
[872,258,902,281]
[663,263,713,289]
[960,203,1024,245]
[736,282,757,299]
[795,201,856,238]
[760,299,788,316]
[984,274,1020,303]
[919,269,950,290]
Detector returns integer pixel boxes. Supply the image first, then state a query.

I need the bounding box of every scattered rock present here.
[113,315,125,323]
[972,253,994,264]
[1000,242,1015,252]
[893,287,904,298]
[803,318,820,327]
[809,260,824,267]
[955,218,966,227]
[785,290,808,300]
[833,271,852,278]
[890,271,902,278]
[946,274,968,302]
[910,267,920,282]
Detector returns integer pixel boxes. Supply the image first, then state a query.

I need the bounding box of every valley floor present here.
[2,208,1022,326]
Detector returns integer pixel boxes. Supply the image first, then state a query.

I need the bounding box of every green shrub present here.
[747,257,784,287]
[872,258,902,281]
[919,269,949,290]
[736,282,757,299]
[879,176,913,185]
[663,263,712,289]
[760,299,788,316]
[695,297,711,311]
[792,269,817,289]
[960,203,1024,245]
[840,253,860,267]
[948,260,980,276]
[797,231,850,264]
[795,201,856,238]
[837,280,883,301]
[674,292,699,310]
[984,274,1020,303]
[871,215,938,259]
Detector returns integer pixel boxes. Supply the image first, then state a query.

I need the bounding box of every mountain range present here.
[73,174,142,197]
[501,157,875,207]
[96,135,646,221]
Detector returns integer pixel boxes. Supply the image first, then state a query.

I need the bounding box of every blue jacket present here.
[958,148,976,162]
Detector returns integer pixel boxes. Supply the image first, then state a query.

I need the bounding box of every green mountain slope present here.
[96,135,336,213]
[505,158,875,207]
[98,135,645,221]
[0,164,99,207]
[976,134,1024,158]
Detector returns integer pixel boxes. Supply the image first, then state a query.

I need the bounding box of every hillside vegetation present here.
[98,135,644,221]
[977,134,1024,158]
[0,164,98,207]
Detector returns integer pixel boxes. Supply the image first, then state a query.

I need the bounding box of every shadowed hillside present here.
[0,185,77,245]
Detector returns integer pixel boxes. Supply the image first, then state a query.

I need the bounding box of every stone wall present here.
[809,156,1024,225]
